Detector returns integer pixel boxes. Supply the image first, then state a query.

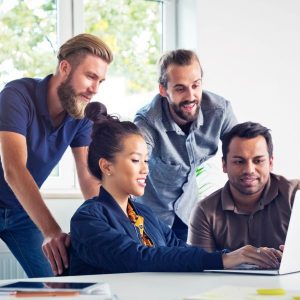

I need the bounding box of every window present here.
[83,0,163,120]
[0,0,71,191]
[0,0,57,89]
[51,0,163,193]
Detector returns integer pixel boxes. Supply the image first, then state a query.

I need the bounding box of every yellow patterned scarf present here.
[127,203,153,247]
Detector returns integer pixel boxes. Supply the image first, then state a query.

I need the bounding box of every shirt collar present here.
[259,174,279,206]
[35,74,52,116]
[97,186,138,220]
[221,182,236,211]
[193,106,204,129]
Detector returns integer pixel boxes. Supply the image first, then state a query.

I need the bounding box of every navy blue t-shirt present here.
[0,75,92,208]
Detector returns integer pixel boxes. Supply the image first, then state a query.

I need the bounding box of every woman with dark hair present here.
[69,102,280,275]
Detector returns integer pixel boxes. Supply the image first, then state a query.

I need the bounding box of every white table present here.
[1,272,300,300]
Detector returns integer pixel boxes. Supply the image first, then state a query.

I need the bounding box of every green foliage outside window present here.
[0,0,57,85]
[84,0,161,94]
[0,0,162,94]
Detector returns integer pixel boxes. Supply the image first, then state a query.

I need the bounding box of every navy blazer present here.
[69,187,223,275]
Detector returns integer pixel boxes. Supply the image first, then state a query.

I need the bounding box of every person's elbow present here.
[2,160,24,184]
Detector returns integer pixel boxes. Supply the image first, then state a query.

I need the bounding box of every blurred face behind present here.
[58,54,108,119]
[106,134,149,200]
[160,59,202,123]
[223,136,273,200]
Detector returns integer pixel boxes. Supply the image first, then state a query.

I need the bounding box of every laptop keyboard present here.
[233,264,278,270]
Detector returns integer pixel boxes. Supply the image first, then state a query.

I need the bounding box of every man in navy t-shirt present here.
[0,33,113,277]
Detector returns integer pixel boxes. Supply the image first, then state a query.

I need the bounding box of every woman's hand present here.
[222,245,282,269]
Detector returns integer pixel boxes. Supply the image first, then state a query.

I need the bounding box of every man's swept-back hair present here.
[57,33,113,68]
[221,121,273,162]
[158,49,203,88]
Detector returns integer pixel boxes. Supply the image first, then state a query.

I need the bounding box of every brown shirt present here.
[188,174,300,252]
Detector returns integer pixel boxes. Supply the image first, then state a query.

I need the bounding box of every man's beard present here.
[170,100,200,122]
[57,76,88,119]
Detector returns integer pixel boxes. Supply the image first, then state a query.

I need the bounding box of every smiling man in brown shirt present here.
[188,122,300,252]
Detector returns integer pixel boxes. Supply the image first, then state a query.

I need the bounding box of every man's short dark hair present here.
[158,49,203,88]
[221,122,273,161]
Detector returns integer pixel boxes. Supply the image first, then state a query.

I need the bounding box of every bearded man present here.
[134,49,237,241]
[0,34,113,277]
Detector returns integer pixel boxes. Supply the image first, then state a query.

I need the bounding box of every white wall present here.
[195,0,300,179]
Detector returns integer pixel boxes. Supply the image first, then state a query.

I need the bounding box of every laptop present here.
[205,190,300,275]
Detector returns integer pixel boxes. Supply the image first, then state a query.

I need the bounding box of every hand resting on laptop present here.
[222,245,282,269]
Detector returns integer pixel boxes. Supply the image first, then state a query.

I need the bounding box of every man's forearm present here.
[5,166,61,236]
